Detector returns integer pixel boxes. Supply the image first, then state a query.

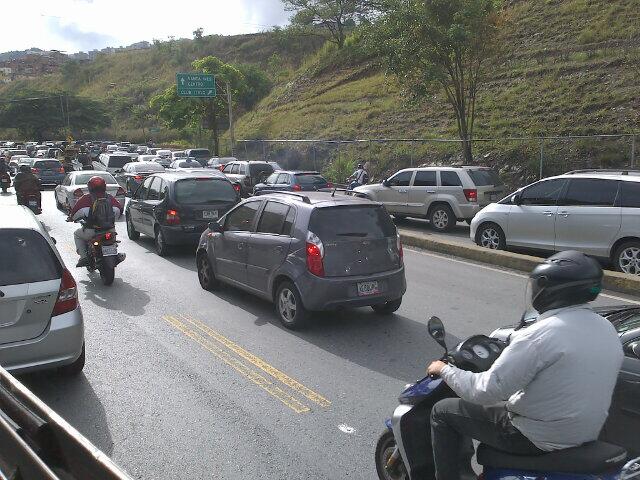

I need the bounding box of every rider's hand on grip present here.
[426,360,447,379]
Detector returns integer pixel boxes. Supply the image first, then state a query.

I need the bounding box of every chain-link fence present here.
[235,134,637,191]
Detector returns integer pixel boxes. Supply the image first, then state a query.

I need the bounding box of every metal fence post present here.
[539,139,544,179]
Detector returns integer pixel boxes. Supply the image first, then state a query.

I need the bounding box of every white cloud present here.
[1,0,290,53]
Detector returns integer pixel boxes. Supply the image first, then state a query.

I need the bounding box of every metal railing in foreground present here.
[0,365,132,480]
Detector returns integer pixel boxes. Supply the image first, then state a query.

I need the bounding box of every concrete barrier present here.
[399,230,640,297]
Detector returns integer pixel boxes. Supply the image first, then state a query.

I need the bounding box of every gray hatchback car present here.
[196,192,407,328]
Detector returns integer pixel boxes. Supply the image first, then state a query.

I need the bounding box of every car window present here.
[520,179,567,206]
[0,229,62,286]
[222,163,233,173]
[231,164,240,174]
[249,164,273,178]
[295,174,327,186]
[107,156,131,168]
[413,171,437,187]
[309,205,396,241]
[175,178,237,204]
[74,173,117,185]
[467,169,503,186]
[138,176,153,200]
[34,160,62,170]
[238,164,248,175]
[612,312,640,335]
[282,207,295,236]
[440,171,462,187]
[147,177,162,201]
[561,179,619,207]
[619,181,640,208]
[157,179,167,200]
[277,174,290,184]
[388,171,412,187]
[257,202,291,235]
[265,173,279,184]
[224,201,260,232]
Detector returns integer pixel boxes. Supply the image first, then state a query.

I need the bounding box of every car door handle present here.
[398,189,408,193]
[558,211,570,217]
[426,190,436,194]
[543,211,555,216]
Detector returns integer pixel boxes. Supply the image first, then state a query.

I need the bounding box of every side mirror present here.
[382,179,390,187]
[428,316,447,351]
[512,193,522,206]
[208,220,224,233]
[626,342,640,360]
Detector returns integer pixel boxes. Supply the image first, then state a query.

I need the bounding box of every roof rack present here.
[267,191,311,204]
[565,169,640,176]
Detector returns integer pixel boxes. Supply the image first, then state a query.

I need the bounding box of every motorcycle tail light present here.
[104,232,113,241]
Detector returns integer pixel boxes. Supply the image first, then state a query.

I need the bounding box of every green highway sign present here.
[176,73,216,98]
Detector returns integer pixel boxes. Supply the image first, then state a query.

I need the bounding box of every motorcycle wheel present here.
[375,430,408,480]
[99,266,115,286]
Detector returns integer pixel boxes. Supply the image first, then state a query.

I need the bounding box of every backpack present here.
[88,194,115,230]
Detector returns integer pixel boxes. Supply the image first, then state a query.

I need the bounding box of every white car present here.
[54,171,126,211]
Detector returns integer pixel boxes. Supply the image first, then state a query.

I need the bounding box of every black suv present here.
[196,191,407,328]
[125,170,239,256]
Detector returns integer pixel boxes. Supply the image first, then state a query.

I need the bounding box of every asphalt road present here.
[1,189,638,479]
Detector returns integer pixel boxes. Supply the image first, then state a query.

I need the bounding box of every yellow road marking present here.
[163,315,311,414]
[178,314,331,408]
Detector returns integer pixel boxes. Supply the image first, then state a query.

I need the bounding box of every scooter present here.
[375,316,640,480]
[75,219,125,286]
[18,192,42,215]
[0,172,10,193]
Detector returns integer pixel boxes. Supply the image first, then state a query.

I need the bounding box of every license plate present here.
[28,200,37,207]
[357,281,380,296]
[202,210,218,219]
[101,245,118,256]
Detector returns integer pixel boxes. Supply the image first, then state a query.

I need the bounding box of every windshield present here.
[75,173,117,184]
[175,178,237,204]
[0,229,62,286]
[107,156,132,168]
[34,160,62,170]
[467,169,503,186]
[309,205,396,240]
[295,174,327,186]
[189,149,210,158]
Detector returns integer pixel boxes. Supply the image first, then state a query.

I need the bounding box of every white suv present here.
[471,170,640,275]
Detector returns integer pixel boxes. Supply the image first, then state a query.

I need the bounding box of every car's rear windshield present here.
[0,229,62,286]
[134,163,164,172]
[467,169,503,186]
[295,174,328,186]
[309,205,396,241]
[175,178,237,204]
[76,173,117,184]
[34,160,61,170]
[189,149,210,158]
[249,163,273,175]
[107,156,131,168]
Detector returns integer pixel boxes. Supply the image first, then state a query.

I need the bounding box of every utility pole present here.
[226,81,235,157]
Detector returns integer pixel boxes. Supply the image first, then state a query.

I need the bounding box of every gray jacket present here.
[440,304,623,451]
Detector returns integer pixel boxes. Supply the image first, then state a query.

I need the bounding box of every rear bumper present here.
[0,306,85,374]
[162,224,207,245]
[295,266,407,311]
[36,174,65,185]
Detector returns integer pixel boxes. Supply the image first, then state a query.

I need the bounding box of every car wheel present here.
[197,253,219,291]
[429,205,455,232]
[275,281,308,329]
[614,241,640,276]
[371,298,402,315]
[126,213,140,240]
[59,344,85,376]
[155,227,170,257]
[476,222,506,250]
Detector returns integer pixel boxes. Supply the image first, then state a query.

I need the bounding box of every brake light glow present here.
[104,232,113,241]
[232,183,241,193]
[134,175,143,181]
[58,167,65,173]
[306,231,325,277]
[73,188,84,198]
[292,184,302,191]
[464,189,478,203]
[166,209,180,225]
[51,269,78,316]
[326,182,333,188]
[31,168,40,173]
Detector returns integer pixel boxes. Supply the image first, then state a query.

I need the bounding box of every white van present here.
[95,153,137,174]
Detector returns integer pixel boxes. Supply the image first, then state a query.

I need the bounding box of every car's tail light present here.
[31,168,40,173]
[73,188,84,198]
[292,184,302,191]
[134,175,143,181]
[306,231,324,277]
[232,183,241,193]
[326,182,333,188]
[51,269,78,316]
[464,189,478,203]
[397,232,404,264]
[166,209,180,225]
[58,167,65,173]
[117,187,126,196]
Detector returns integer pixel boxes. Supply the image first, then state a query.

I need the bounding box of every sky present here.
[0,0,291,54]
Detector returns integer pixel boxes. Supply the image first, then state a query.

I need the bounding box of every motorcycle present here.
[74,219,125,286]
[17,192,42,215]
[0,172,10,193]
[375,316,640,480]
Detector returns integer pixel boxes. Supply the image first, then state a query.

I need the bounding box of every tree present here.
[371,0,502,162]
[235,64,273,109]
[193,28,204,40]
[282,0,377,48]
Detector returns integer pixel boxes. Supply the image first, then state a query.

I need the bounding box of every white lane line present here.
[338,424,356,434]
[405,247,640,305]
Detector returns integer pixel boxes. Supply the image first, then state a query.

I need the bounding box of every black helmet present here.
[19,164,31,173]
[528,250,603,314]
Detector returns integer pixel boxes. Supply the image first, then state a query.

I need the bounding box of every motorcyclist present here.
[426,250,623,480]
[67,176,122,267]
[13,164,41,204]
[347,163,368,190]
[0,157,9,176]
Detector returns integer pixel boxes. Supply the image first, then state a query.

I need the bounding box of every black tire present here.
[275,281,308,329]
[59,344,85,376]
[197,253,219,291]
[372,298,403,315]
[375,430,407,480]
[476,222,506,250]
[614,240,640,276]
[429,204,455,232]
[155,227,171,257]
[99,265,115,286]
[126,213,140,240]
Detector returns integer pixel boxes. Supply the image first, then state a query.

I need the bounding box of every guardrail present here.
[0,365,132,480]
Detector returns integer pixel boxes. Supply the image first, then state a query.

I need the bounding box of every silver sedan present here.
[54,170,126,211]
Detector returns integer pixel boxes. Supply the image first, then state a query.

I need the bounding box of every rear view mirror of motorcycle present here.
[428,316,447,351]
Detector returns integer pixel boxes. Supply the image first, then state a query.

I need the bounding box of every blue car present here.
[31,159,66,186]
[253,171,332,195]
